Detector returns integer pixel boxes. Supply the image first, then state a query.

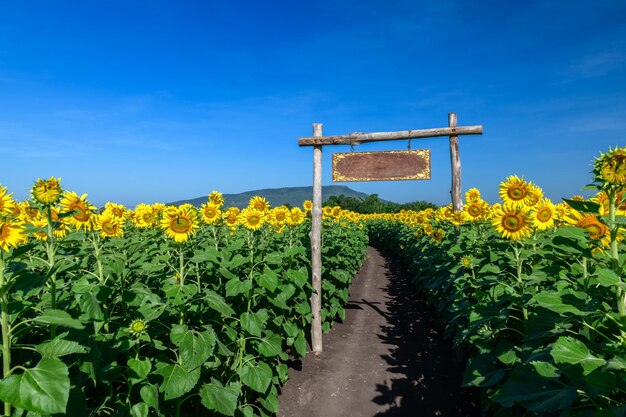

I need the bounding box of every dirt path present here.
[277,247,481,417]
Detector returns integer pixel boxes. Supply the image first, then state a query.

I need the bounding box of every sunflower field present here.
[368,147,626,417]
[0,183,367,417]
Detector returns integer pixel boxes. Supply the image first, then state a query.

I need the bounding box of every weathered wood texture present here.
[299,125,482,146]
[332,150,431,182]
[310,123,323,354]
[449,113,462,211]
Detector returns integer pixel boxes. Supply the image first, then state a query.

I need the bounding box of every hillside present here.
[170,185,370,209]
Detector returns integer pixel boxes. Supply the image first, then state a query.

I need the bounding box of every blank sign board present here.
[332,149,431,182]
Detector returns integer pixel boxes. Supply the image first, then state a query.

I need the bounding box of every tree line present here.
[323,194,438,214]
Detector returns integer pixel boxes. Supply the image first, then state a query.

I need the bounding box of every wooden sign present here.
[332,149,431,182]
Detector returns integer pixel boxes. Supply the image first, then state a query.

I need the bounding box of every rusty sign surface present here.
[332,149,431,182]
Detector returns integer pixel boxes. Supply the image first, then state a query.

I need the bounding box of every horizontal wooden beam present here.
[298,125,483,146]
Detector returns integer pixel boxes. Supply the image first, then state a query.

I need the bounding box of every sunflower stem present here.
[45,208,57,338]
[512,243,528,321]
[178,245,186,325]
[0,253,11,416]
[607,190,626,326]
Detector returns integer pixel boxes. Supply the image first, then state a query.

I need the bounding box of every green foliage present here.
[0,218,367,416]
[368,219,626,417]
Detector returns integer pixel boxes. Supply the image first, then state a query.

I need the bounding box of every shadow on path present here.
[371,258,481,417]
[277,248,481,417]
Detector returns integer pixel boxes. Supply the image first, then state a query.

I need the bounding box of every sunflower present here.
[248,196,270,212]
[499,175,530,205]
[103,202,127,219]
[460,255,473,269]
[465,188,482,203]
[96,214,124,238]
[463,199,488,222]
[432,228,445,243]
[565,210,610,246]
[31,217,49,241]
[322,206,333,218]
[0,186,16,218]
[288,207,305,226]
[239,207,265,231]
[524,184,544,208]
[303,200,313,212]
[529,198,557,230]
[17,201,39,223]
[224,207,240,229]
[50,207,70,239]
[160,206,199,243]
[270,206,289,227]
[594,147,626,189]
[208,191,224,207]
[31,177,62,206]
[491,202,532,240]
[129,319,147,337]
[200,202,222,225]
[0,219,27,251]
[59,191,96,231]
[133,204,157,228]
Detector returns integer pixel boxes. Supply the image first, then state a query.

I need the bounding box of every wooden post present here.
[448,113,462,211]
[310,123,323,354]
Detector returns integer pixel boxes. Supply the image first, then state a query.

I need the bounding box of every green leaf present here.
[550,336,606,375]
[154,363,200,400]
[531,292,585,316]
[170,325,215,371]
[264,253,283,265]
[35,339,86,358]
[78,292,104,321]
[128,358,152,384]
[33,309,84,329]
[237,362,272,393]
[225,278,251,298]
[199,379,241,416]
[258,384,279,414]
[492,365,576,411]
[240,311,267,337]
[139,384,159,410]
[596,268,622,287]
[293,331,307,357]
[204,289,235,317]
[130,402,149,417]
[258,268,278,292]
[530,361,560,378]
[462,354,505,387]
[0,358,70,415]
[257,332,282,357]
[563,198,601,214]
[227,254,247,269]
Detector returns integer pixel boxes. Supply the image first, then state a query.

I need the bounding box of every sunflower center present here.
[70,203,91,222]
[170,216,191,233]
[577,216,607,239]
[536,207,552,222]
[502,213,524,232]
[0,223,8,240]
[468,205,482,217]
[507,186,527,201]
[204,207,217,218]
[248,215,261,226]
[102,221,117,235]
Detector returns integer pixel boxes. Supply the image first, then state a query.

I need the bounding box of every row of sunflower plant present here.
[0,179,367,417]
[367,147,626,416]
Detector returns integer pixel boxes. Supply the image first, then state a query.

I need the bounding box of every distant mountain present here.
[170,185,370,209]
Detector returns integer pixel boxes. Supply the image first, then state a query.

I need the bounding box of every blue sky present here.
[1,1,625,207]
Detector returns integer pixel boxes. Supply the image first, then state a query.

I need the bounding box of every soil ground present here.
[277,246,481,417]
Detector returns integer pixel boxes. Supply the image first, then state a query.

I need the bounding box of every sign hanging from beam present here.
[332,149,431,182]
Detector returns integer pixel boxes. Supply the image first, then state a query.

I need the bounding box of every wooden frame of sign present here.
[298,113,483,354]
